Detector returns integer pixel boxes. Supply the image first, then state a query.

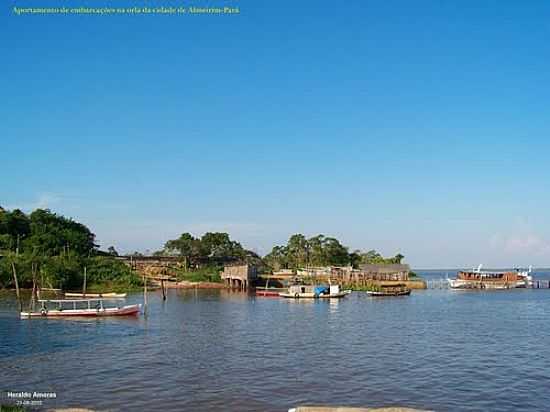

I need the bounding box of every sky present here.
[2,0,550,268]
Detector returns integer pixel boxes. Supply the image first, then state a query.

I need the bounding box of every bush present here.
[82,256,142,292]
[0,254,142,292]
[176,266,221,283]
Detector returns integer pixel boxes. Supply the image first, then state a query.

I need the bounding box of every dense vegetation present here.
[0,205,409,289]
[264,234,405,271]
[0,206,141,291]
[155,231,265,271]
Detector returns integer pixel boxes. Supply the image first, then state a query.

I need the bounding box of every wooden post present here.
[161,279,167,301]
[29,262,37,312]
[82,266,87,297]
[11,261,22,312]
[143,275,148,316]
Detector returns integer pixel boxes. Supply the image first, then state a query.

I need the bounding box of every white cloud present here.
[5,193,61,212]
[490,232,550,257]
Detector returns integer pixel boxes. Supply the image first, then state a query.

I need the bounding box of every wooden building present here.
[221,264,257,290]
[298,264,411,285]
[358,264,410,281]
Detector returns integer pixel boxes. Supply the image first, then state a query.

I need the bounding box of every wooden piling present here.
[82,266,87,297]
[142,274,148,316]
[29,262,37,312]
[11,261,22,312]
[161,279,167,301]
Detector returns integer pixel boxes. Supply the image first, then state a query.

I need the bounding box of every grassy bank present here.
[0,404,27,411]
[175,267,222,283]
[74,281,144,294]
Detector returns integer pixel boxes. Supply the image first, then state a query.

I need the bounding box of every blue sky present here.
[2,0,550,267]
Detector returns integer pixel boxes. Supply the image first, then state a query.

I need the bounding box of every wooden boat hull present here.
[279,290,351,299]
[448,279,519,289]
[65,292,127,298]
[21,304,141,318]
[256,290,280,297]
[366,290,411,296]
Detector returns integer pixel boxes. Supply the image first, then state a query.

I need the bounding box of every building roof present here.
[359,264,410,273]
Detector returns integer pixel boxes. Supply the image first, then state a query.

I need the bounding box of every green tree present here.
[359,250,405,265]
[107,246,119,256]
[161,231,248,269]
[392,253,405,264]
[264,245,289,271]
[25,209,96,257]
[307,235,326,266]
[0,209,30,253]
[322,237,349,266]
[165,232,200,270]
[287,234,308,269]
[200,232,246,263]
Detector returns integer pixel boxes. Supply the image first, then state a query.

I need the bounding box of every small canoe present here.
[65,292,127,298]
[366,289,411,296]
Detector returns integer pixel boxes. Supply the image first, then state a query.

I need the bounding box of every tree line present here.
[0,206,138,290]
[263,234,404,271]
[154,232,264,271]
[0,206,407,289]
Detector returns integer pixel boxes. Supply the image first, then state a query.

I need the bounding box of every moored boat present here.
[64,292,127,298]
[365,284,411,296]
[255,288,284,297]
[448,265,533,290]
[279,284,351,299]
[21,298,141,318]
[255,276,285,297]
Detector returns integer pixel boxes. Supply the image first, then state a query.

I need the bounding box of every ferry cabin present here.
[458,270,520,283]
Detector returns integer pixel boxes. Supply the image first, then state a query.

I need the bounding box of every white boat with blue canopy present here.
[279,284,351,298]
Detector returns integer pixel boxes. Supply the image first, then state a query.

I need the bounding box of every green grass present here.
[1,405,27,412]
[83,281,144,293]
[176,267,222,283]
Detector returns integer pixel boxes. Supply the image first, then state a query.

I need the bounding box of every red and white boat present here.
[255,288,283,297]
[21,298,141,318]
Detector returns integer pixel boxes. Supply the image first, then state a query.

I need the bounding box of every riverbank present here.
[165,280,226,289]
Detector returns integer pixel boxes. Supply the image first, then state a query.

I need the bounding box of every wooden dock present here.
[532,280,550,288]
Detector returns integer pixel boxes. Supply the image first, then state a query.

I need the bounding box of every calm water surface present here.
[1,270,550,411]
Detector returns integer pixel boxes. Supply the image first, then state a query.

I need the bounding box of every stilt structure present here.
[221,264,257,290]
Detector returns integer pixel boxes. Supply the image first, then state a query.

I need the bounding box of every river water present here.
[1,270,550,411]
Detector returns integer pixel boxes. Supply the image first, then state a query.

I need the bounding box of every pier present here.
[426,279,450,289]
[532,280,550,289]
